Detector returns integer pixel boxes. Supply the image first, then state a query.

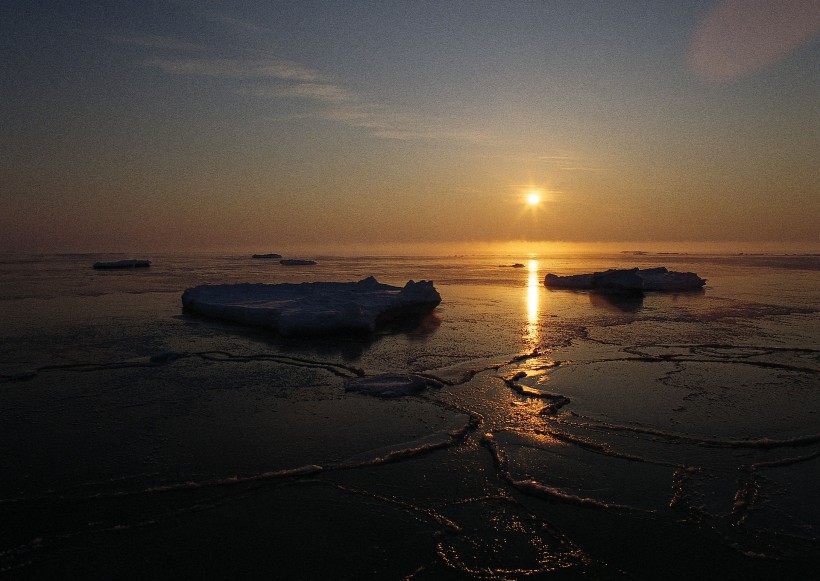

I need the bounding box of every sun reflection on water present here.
[525,259,539,348]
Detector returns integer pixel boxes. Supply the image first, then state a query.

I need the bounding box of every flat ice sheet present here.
[181,276,441,335]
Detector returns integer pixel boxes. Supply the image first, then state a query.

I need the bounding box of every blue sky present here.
[2,0,818,252]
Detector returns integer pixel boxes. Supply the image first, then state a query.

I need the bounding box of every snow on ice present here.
[181,276,441,335]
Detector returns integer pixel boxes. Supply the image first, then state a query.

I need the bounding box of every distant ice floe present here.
[544,267,705,294]
[346,373,444,398]
[181,276,441,335]
[252,253,282,259]
[92,259,151,269]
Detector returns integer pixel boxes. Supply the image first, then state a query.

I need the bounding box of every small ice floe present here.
[181,276,441,335]
[544,267,705,294]
[280,259,317,266]
[252,253,282,259]
[345,374,444,398]
[92,259,151,269]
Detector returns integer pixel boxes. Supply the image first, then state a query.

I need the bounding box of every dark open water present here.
[1,252,818,579]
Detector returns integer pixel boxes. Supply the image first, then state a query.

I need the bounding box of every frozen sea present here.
[1,252,818,580]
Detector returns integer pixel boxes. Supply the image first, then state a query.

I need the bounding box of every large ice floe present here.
[181,276,441,335]
[544,267,705,293]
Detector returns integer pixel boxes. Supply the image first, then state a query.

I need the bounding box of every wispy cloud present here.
[317,105,392,130]
[124,12,483,143]
[316,103,486,141]
[313,100,487,142]
[539,155,575,162]
[242,83,356,103]
[144,57,320,82]
[186,58,484,141]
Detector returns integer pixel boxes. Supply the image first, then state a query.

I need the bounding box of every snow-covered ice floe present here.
[92,259,151,269]
[544,267,705,293]
[346,374,444,397]
[181,276,441,335]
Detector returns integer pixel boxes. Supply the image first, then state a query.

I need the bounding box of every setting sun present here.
[527,192,541,206]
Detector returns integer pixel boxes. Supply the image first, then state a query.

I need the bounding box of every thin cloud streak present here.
[318,106,392,130]
[128,25,485,142]
[144,57,320,82]
[260,83,489,142]
[243,83,356,103]
[538,155,576,162]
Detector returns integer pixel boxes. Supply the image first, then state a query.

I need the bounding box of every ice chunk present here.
[639,268,707,291]
[92,259,151,269]
[346,374,444,398]
[544,267,705,293]
[543,273,594,289]
[181,276,441,335]
[590,269,645,293]
[252,253,282,259]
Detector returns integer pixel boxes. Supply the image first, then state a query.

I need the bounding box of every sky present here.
[2,0,819,254]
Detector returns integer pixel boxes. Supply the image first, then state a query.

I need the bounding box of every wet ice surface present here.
[0,253,819,579]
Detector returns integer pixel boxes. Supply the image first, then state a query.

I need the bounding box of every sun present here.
[527,192,541,206]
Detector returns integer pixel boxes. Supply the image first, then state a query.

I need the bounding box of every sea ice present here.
[181,276,441,335]
[92,259,151,269]
[544,267,705,293]
[252,253,282,259]
[345,374,444,397]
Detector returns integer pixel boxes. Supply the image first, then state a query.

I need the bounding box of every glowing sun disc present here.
[527,192,541,206]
